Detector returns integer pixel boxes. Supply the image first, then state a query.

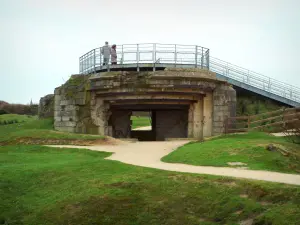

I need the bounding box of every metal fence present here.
[209,57,300,104]
[79,43,300,105]
[79,43,210,74]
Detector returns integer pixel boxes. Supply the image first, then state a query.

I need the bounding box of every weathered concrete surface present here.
[53,69,236,139]
[49,141,300,186]
[38,94,54,118]
[54,75,98,134]
[155,110,188,141]
[213,85,236,135]
[203,92,213,137]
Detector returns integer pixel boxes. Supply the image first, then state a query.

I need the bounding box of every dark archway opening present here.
[110,104,189,141]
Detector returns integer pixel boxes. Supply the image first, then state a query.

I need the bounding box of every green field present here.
[1,115,300,224]
[131,116,152,129]
[0,114,37,125]
[1,145,300,225]
[0,115,103,144]
[162,132,300,174]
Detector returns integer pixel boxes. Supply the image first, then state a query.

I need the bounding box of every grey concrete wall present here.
[38,94,54,119]
[155,110,188,141]
[53,69,235,138]
[111,110,131,138]
[203,92,213,137]
[54,84,99,134]
[212,84,236,135]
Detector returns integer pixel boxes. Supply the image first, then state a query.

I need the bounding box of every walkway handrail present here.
[79,43,300,104]
[209,57,300,103]
[79,43,210,74]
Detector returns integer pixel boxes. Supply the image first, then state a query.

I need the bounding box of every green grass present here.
[131,116,151,129]
[0,114,37,125]
[1,145,300,225]
[162,132,300,174]
[0,115,103,143]
[1,116,300,224]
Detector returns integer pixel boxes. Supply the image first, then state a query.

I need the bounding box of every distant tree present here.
[0,109,8,115]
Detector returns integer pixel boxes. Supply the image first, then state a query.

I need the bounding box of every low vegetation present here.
[1,114,300,224]
[0,114,37,125]
[162,132,300,174]
[0,115,104,145]
[1,145,300,225]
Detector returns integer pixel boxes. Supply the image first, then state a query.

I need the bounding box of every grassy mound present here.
[162,132,300,174]
[0,115,104,145]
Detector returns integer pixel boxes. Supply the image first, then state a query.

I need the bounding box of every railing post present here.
[121,45,124,65]
[195,45,198,68]
[247,70,250,83]
[79,57,81,74]
[137,44,140,72]
[207,49,210,70]
[93,49,96,73]
[100,47,102,70]
[153,43,156,72]
[174,44,177,67]
[201,47,204,69]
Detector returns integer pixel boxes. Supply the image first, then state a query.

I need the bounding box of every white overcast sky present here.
[0,0,299,104]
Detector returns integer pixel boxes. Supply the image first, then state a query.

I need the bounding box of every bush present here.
[0,109,8,115]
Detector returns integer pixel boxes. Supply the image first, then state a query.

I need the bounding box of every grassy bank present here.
[1,115,300,224]
[1,145,300,225]
[0,115,104,145]
[162,132,300,174]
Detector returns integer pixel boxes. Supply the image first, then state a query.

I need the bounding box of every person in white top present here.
[101,41,111,65]
[111,44,117,65]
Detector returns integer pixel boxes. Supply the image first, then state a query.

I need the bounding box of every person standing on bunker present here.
[111,44,117,65]
[101,41,111,65]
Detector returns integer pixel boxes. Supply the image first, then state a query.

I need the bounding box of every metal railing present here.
[79,43,300,104]
[79,43,210,74]
[209,57,300,104]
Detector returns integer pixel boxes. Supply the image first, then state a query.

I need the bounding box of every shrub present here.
[0,109,8,115]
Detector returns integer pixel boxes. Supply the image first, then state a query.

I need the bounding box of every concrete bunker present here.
[54,68,236,141]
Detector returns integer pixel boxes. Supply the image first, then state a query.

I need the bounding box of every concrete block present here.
[65,121,76,127]
[54,88,61,95]
[54,111,61,117]
[66,100,76,105]
[55,126,76,133]
[75,99,85,105]
[60,100,68,106]
[54,121,64,127]
[54,116,62,122]
[75,92,85,99]
[65,105,76,111]
[61,116,71,122]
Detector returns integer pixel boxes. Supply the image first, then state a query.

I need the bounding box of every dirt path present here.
[47,141,300,186]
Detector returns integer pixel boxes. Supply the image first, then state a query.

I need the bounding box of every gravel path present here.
[48,141,300,186]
